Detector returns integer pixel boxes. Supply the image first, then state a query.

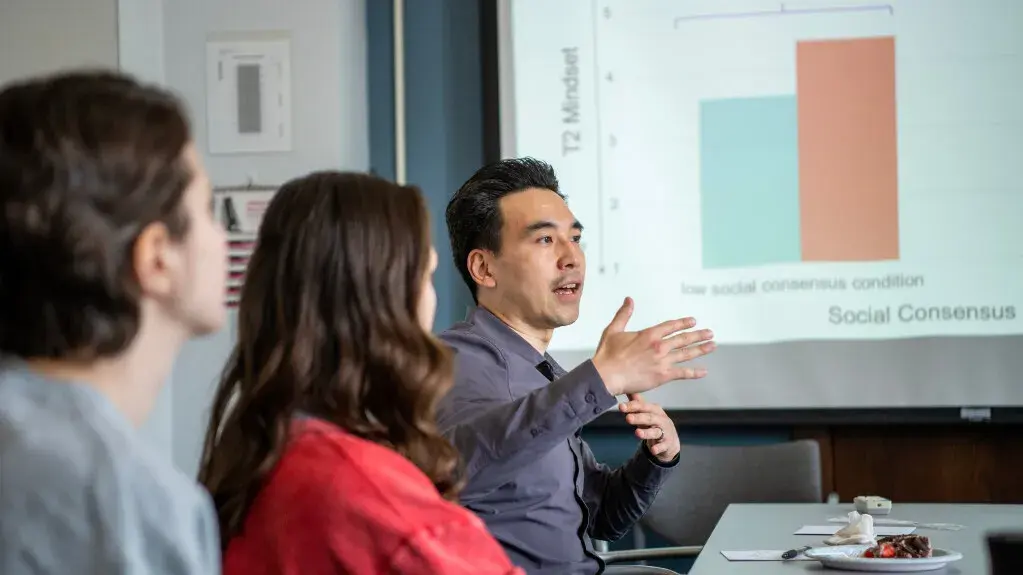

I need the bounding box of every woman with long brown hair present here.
[198,171,521,574]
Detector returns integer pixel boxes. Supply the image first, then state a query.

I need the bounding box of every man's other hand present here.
[620,393,680,462]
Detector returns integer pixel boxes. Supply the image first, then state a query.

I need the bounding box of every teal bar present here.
[700,96,800,269]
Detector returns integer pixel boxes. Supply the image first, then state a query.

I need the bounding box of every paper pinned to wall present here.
[205,31,292,154]
[213,186,278,307]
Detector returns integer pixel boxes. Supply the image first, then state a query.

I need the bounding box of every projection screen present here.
[495,0,1023,419]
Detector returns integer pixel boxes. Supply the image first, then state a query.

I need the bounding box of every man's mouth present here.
[553,282,581,295]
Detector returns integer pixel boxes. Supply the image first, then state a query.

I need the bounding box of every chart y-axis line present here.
[591,0,606,274]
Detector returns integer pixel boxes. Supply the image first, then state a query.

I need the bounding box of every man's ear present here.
[467,249,497,290]
[133,221,175,298]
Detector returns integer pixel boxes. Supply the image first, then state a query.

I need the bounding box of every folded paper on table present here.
[720,550,814,561]
[795,525,916,536]
[827,517,966,531]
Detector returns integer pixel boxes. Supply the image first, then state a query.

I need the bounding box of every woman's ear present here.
[133,221,178,300]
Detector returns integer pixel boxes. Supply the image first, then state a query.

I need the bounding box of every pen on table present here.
[782,545,812,560]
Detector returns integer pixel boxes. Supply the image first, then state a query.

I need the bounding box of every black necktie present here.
[536,360,556,383]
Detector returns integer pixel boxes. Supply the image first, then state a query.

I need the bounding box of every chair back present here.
[987,531,1023,575]
[640,439,822,546]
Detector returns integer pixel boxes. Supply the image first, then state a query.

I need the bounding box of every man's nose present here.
[558,241,580,269]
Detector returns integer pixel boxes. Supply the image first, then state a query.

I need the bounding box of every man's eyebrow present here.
[521,220,584,237]
[522,220,555,237]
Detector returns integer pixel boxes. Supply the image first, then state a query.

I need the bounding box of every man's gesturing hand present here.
[592,297,715,396]
[620,393,680,462]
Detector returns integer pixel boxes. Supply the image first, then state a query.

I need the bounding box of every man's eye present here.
[572,235,582,243]
[538,236,553,244]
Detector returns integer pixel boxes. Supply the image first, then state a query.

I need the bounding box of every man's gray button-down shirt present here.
[437,307,678,575]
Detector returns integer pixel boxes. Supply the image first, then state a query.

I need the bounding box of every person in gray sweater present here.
[0,70,227,574]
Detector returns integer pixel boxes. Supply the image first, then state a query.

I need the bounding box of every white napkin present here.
[825,510,876,545]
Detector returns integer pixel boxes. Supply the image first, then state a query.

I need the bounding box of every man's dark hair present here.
[0,70,194,360]
[446,157,563,301]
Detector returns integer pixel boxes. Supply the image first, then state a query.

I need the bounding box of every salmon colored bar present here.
[797,37,899,261]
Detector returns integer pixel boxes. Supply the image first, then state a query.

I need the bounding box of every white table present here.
[689,503,1023,574]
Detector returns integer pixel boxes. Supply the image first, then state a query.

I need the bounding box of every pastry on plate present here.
[862,535,932,558]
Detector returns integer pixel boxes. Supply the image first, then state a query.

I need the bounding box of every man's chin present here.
[551,308,581,328]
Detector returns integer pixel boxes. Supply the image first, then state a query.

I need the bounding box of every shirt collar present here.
[467,306,548,365]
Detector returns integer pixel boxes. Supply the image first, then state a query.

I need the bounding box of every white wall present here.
[162,0,369,188]
[117,0,166,85]
[119,0,370,476]
[0,0,117,84]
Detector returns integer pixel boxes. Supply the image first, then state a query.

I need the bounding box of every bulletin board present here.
[213,184,279,307]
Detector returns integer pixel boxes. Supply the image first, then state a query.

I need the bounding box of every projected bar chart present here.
[700,36,899,269]
[509,0,1023,351]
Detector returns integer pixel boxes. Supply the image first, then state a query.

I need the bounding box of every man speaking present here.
[438,158,716,574]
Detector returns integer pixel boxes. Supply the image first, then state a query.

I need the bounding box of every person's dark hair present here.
[0,70,194,360]
[198,171,462,547]
[446,157,562,301]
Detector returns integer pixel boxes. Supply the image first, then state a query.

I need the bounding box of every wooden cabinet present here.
[795,425,1023,504]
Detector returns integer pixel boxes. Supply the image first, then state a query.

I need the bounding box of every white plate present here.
[804,545,963,572]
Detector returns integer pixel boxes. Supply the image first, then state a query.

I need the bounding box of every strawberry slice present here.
[863,543,897,558]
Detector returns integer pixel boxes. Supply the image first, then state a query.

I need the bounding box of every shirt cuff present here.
[564,360,618,423]
[621,442,678,491]
[643,442,680,468]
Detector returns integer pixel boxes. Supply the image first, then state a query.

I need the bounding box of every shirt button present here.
[585,392,596,403]
[531,428,541,437]
[593,407,602,414]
